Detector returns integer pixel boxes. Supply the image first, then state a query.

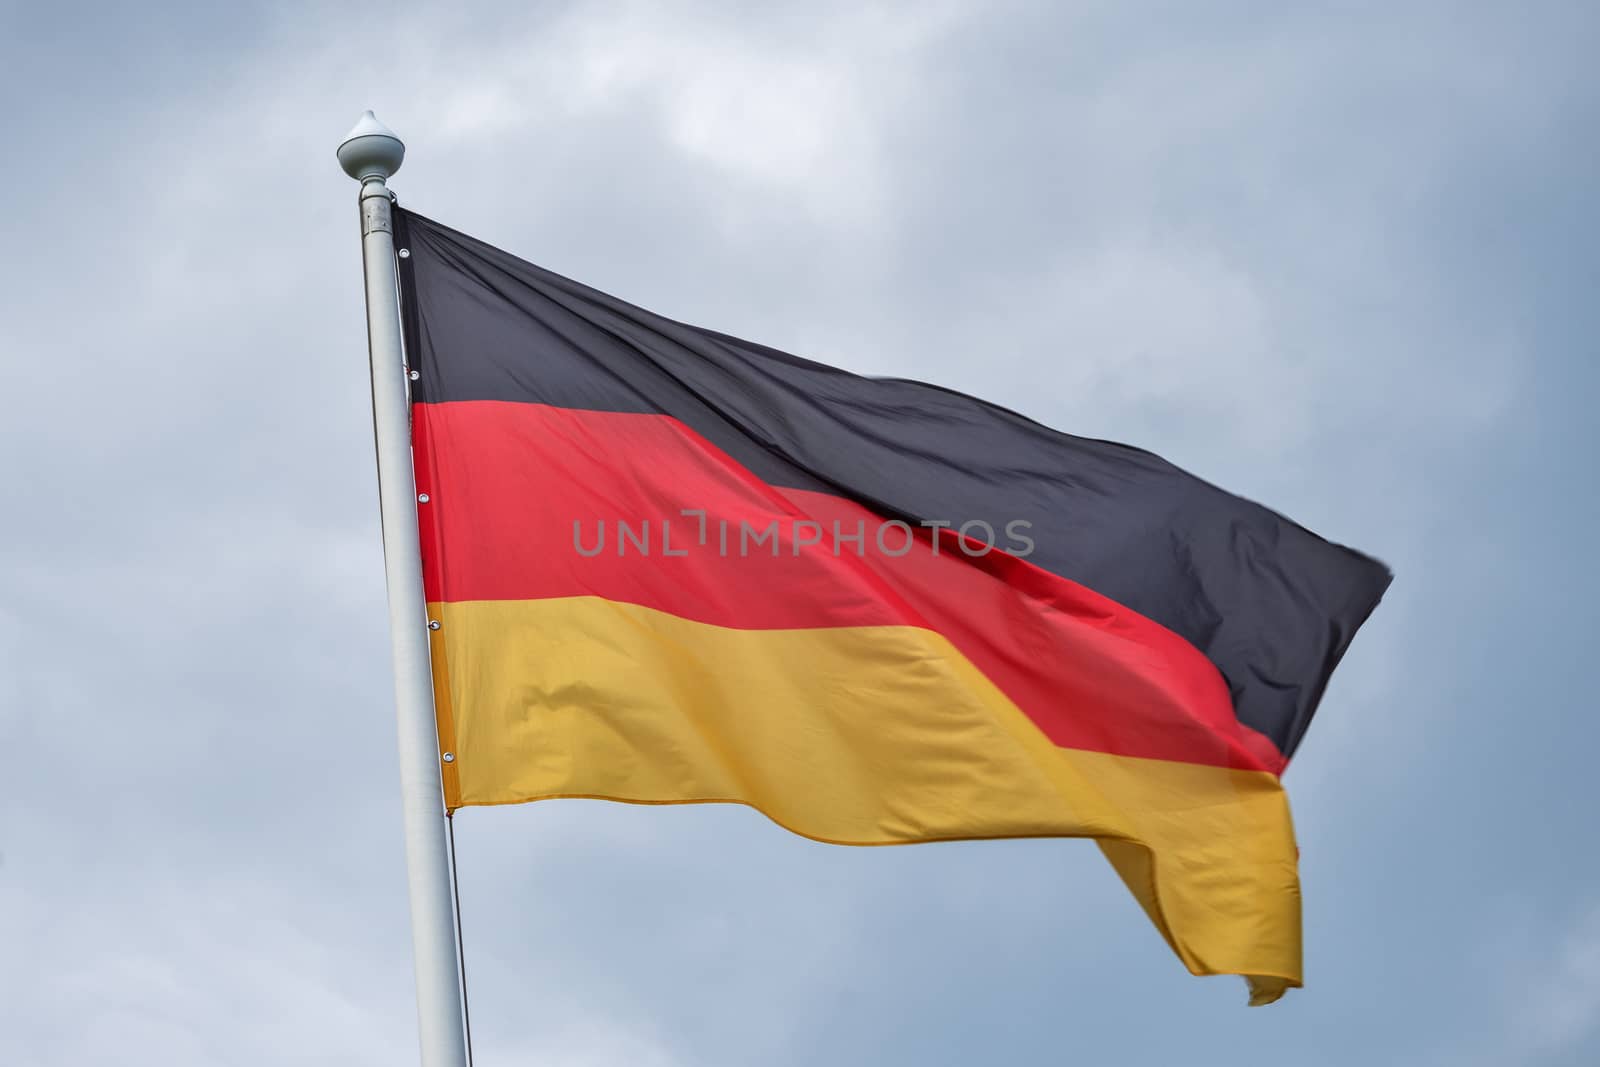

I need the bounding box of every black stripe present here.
[395,206,1391,761]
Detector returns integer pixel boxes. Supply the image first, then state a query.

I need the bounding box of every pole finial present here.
[338,110,405,182]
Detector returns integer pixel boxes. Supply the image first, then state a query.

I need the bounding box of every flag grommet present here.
[427,620,440,631]
[409,370,420,381]
[398,248,410,258]
[441,752,455,763]
[418,493,430,503]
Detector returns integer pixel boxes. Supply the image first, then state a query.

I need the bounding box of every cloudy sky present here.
[2,1,1596,1064]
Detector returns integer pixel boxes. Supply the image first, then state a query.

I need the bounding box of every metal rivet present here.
[441,752,455,763]
[398,248,411,258]
[408,370,420,380]
[417,493,430,503]
[428,620,441,630]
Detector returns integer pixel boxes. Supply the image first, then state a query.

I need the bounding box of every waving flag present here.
[393,207,1390,1004]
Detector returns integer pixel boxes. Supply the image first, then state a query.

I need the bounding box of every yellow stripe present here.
[429,595,1301,1000]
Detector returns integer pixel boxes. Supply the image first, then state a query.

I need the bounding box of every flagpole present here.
[338,111,470,1067]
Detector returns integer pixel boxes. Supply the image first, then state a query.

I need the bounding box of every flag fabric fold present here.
[393,206,1390,1003]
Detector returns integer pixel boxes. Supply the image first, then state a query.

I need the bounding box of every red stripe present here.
[412,400,1285,774]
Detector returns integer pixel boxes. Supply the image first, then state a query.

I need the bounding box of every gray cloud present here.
[2,1,1595,1064]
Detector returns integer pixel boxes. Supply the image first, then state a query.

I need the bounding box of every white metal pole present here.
[338,111,470,1067]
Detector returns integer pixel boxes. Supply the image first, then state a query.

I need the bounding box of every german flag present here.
[394,207,1391,1004]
